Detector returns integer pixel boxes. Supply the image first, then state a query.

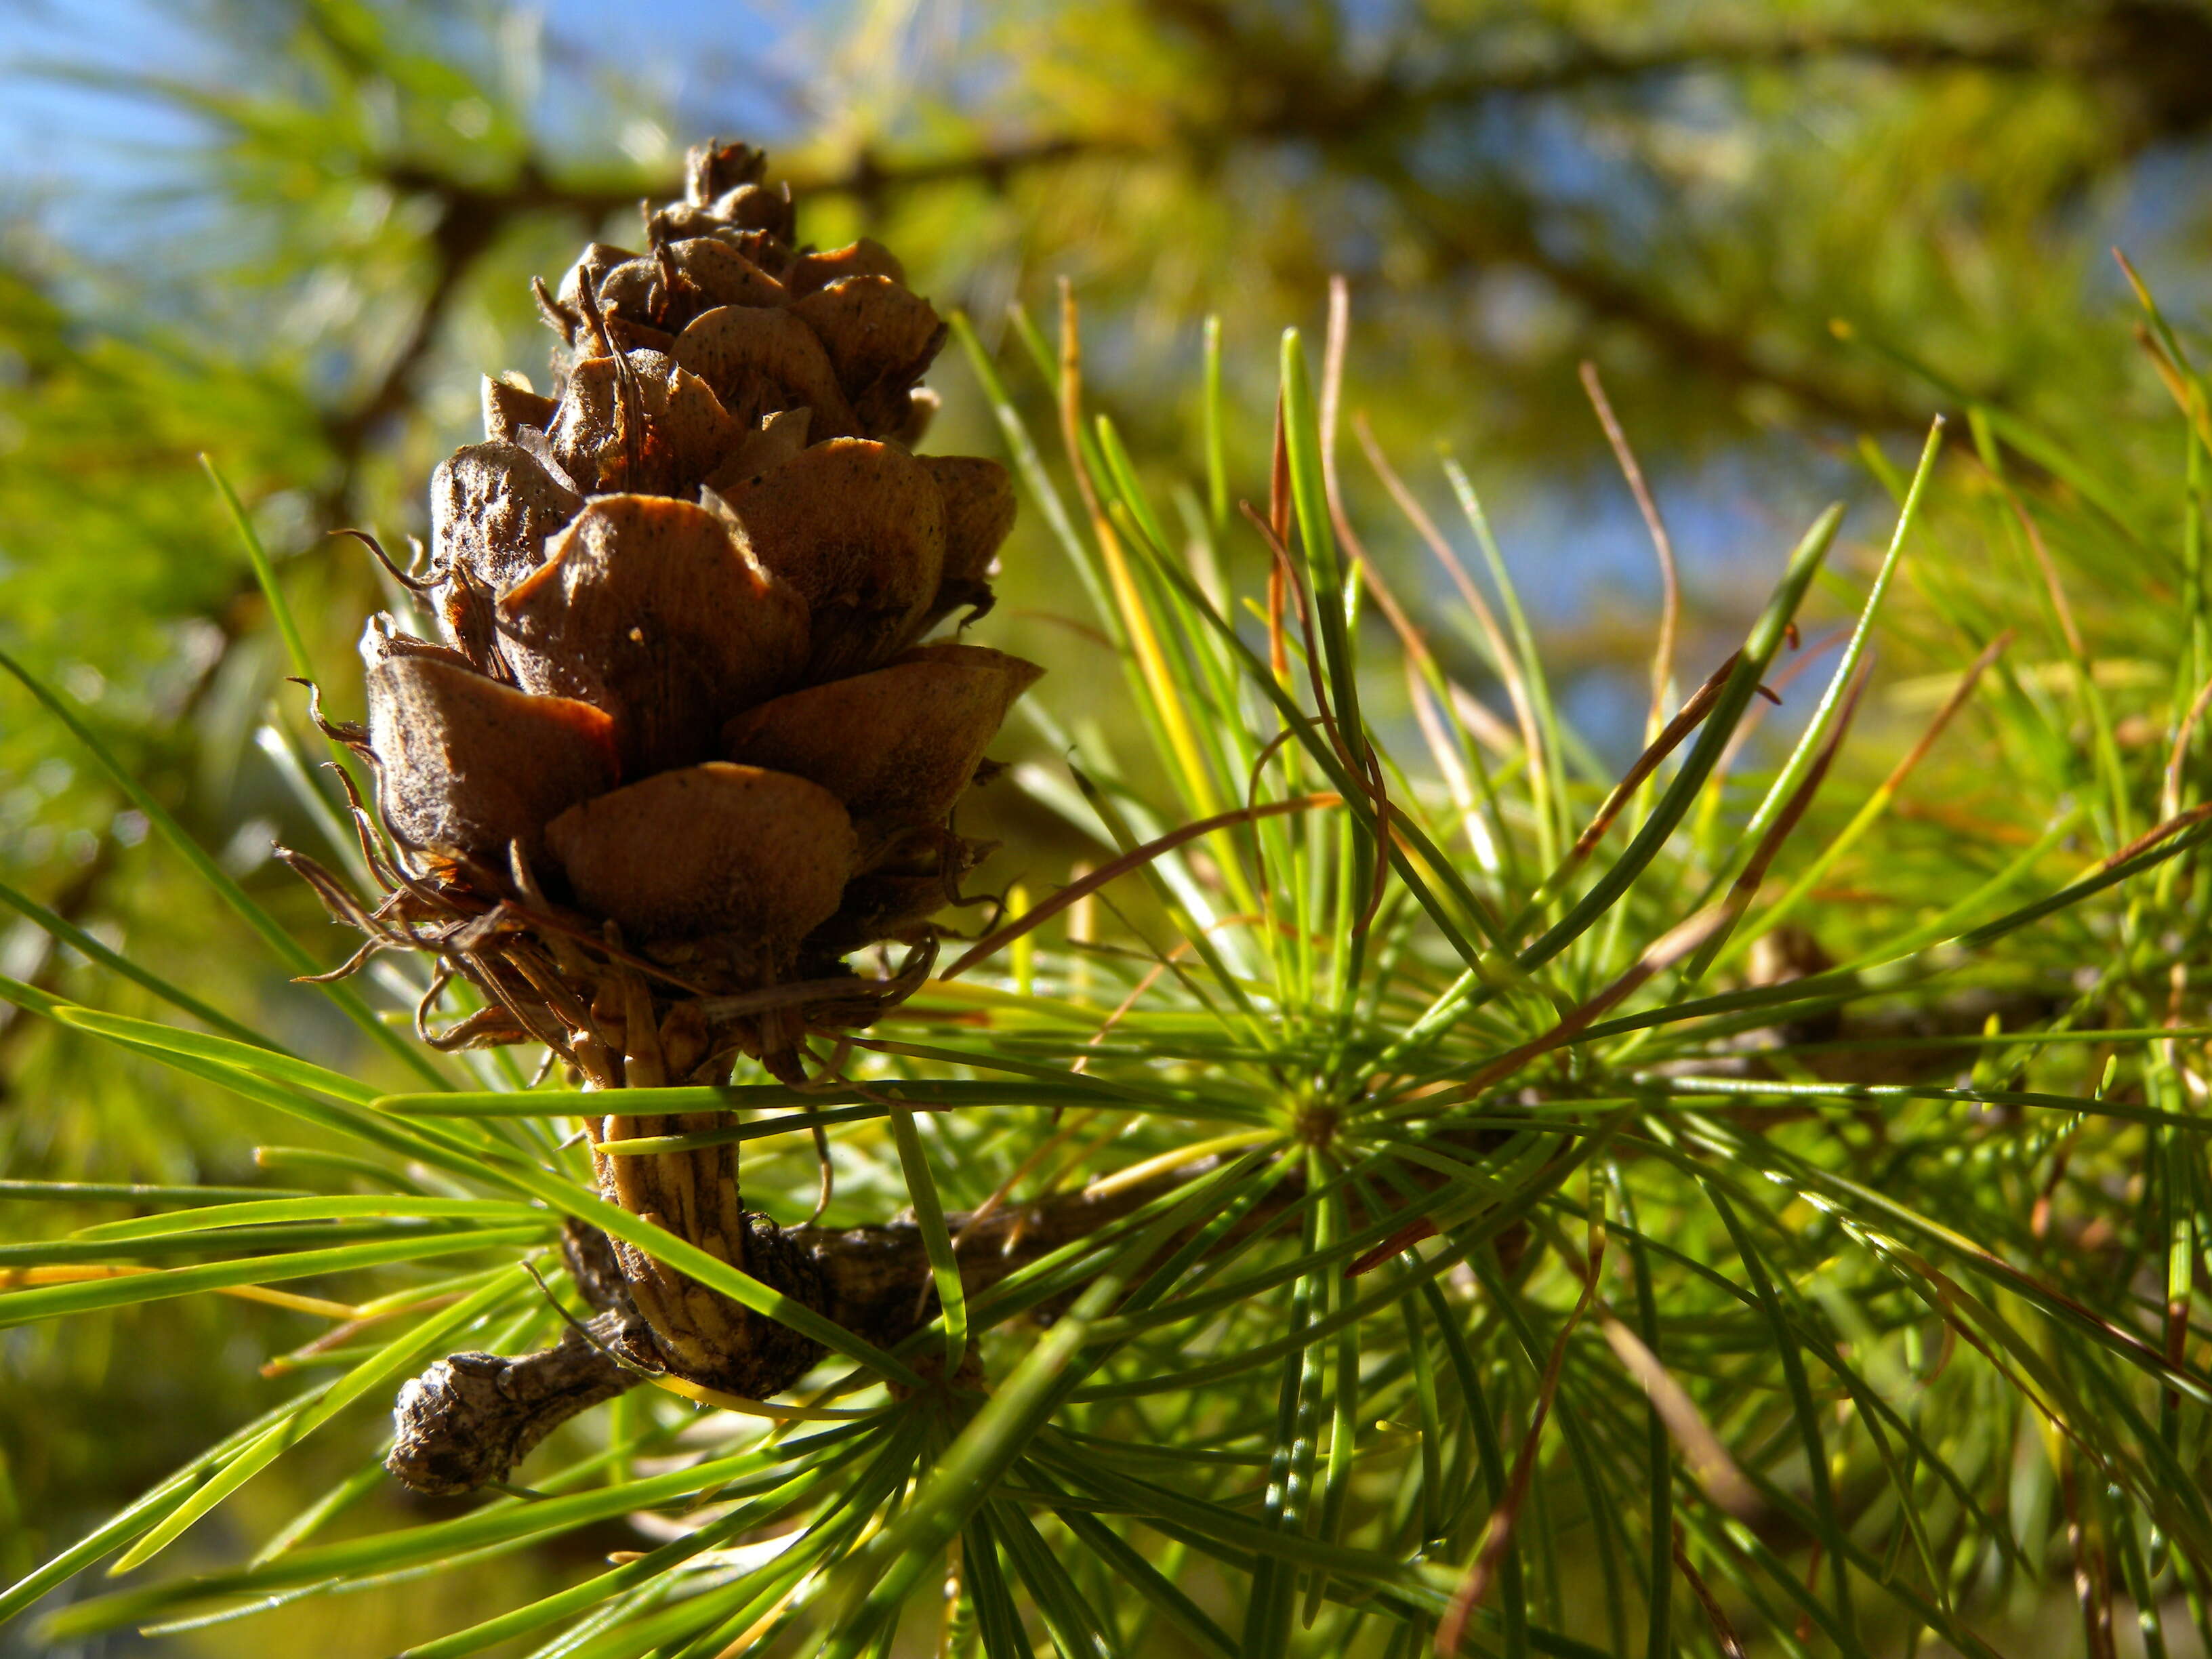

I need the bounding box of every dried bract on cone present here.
[291,141,1038,1473]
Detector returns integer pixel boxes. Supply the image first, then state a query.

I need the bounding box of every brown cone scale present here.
[364,655,617,863]
[546,352,742,497]
[497,495,809,775]
[545,763,855,952]
[722,644,1043,854]
[713,437,947,680]
[675,305,859,436]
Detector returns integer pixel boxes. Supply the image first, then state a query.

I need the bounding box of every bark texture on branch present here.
[388,1307,651,1496]
[386,1160,1198,1492]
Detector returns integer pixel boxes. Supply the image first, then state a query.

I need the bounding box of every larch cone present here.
[290,140,1040,1488]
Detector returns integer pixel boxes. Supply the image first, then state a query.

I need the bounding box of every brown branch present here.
[1375,161,1923,433]
[789,137,1134,208]
[388,1305,651,1495]
[386,1146,1246,1492]
[1152,0,2212,142]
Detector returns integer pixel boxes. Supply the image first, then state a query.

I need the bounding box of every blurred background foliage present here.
[2,0,2209,1651]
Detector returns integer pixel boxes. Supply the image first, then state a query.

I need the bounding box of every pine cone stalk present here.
[292,142,1044,1490]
